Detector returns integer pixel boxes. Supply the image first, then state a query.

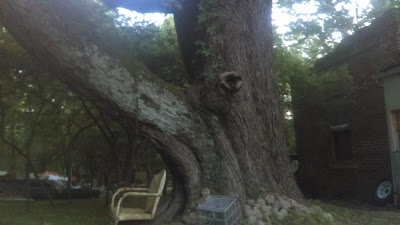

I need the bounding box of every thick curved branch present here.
[0,0,205,141]
[0,3,209,214]
[0,0,228,218]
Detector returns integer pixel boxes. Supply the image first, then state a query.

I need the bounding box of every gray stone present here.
[272,208,288,221]
[257,220,266,225]
[276,211,286,220]
[257,198,266,205]
[253,208,262,219]
[323,212,334,222]
[245,205,252,211]
[279,199,291,210]
[265,195,275,205]
[245,209,255,218]
[304,207,313,214]
[247,199,256,206]
[289,199,298,206]
[311,205,322,212]
[260,205,272,215]
[248,215,257,224]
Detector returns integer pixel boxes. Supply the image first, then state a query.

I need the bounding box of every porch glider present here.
[111,169,166,225]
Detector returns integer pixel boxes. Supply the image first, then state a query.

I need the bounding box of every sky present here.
[117,8,168,26]
[117,0,372,36]
[272,0,371,33]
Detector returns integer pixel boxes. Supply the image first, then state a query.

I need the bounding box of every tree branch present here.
[0,0,206,142]
[0,1,208,215]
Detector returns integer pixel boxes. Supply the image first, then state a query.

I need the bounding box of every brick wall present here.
[295,9,400,200]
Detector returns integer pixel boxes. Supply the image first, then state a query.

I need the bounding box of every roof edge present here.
[315,8,400,71]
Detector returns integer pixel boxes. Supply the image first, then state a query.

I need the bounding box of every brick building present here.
[294,9,400,203]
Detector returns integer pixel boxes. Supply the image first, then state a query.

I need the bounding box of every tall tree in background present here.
[0,23,145,191]
[0,0,301,221]
[275,0,400,60]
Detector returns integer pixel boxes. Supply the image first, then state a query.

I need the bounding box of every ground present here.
[317,200,400,225]
[0,199,109,225]
[1,198,400,225]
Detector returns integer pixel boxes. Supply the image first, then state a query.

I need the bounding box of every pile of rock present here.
[244,193,334,225]
[182,192,334,225]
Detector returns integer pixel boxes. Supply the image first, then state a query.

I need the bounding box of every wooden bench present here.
[111,170,166,225]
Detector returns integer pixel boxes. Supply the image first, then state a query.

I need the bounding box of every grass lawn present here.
[314,200,400,225]
[0,199,111,225]
[2,198,400,225]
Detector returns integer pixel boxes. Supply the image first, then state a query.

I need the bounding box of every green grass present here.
[2,198,400,225]
[0,199,111,225]
[313,200,400,225]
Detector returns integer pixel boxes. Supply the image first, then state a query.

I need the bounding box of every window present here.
[329,96,352,161]
[332,128,352,160]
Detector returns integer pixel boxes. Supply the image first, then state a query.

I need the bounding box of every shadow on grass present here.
[0,199,111,225]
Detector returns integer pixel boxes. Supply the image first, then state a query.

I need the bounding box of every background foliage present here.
[0,0,399,183]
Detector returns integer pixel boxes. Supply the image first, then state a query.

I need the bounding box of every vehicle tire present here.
[373,179,393,206]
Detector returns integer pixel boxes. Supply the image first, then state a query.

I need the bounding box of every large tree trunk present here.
[0,0,302,222]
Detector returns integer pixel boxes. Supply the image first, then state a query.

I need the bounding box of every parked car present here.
[0,179,100,200]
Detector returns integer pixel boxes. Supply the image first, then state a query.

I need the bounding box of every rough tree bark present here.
[0,0,302,222]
